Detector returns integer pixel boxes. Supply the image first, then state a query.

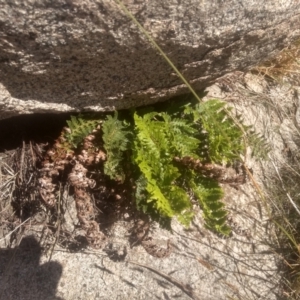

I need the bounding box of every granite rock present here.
[0,0,300,119]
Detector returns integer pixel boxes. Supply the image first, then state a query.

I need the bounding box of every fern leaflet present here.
[65,115,100,148]
[102,112,130,181]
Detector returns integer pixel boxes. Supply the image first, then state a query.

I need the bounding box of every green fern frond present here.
[161,113,200,158]
[65,115,100,148]
[102,112,131,181]
[194,100,245,164]
[246,130,271,160]
[133,111,193,223]
[135,174,148,212]
[188,172,231,235]
[193,99,270,162]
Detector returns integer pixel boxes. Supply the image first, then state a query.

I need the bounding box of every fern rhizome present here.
[51,98,268,235]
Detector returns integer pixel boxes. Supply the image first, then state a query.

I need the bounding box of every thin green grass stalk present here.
[115,0,250,161]
[115,0,202,104]
[112,13,300,292]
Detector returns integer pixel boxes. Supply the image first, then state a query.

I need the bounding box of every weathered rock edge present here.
[0,0,300,119]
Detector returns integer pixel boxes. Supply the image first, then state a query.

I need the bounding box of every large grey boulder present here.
[0,0,300,119]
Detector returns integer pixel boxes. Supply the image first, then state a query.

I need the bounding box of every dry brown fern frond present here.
[70,163,106,248]
[38,122,107,248]
[173,156,246,187]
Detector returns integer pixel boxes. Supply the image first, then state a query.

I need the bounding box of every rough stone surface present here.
[0,0,300,119]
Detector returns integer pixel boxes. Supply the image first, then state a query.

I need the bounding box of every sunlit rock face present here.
[0,0,300,119]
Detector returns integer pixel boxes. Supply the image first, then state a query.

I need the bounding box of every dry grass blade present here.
[127,260,199,300]
[271,160,300,216]
[0,161,17,203]
[268,158,300,298]
[0,159,17,230]
[254,39,300,82]
[47,183,63,261]
[0,217,31,243]
[255,38,300,297]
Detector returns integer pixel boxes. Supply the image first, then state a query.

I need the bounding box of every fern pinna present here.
[102,112,131,182]
[65,115,101,148]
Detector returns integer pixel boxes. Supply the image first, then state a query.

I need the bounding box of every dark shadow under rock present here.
[0,113,72,151]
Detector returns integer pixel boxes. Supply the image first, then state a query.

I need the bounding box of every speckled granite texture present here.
[0,0,300,119]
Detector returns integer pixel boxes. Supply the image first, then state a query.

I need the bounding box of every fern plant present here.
[62,98,269,235]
